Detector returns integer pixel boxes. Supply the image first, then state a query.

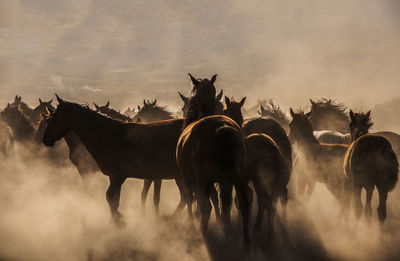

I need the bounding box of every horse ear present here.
[349,110,354,119]
[188,73,199,86]
[239,97,246,107]
[143,99,147,106]
[93,102,100,110]
[365,110,371,118]
[178,92,189,103]
[290,108,296,118]
[137,105,141,110]
[48,99,53,104]
[310,99,316,106]
[210,74,217,84]
[216,90,223,101]
[260,104,266,114]
[225,96,230,107]
[105,101,110,108]
[152,99,157,106]
[39,98,42,103]
[55,94,64,104]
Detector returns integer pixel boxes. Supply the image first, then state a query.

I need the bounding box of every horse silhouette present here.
[176,74,249,246]
[224,97,291,241]
[10,95,33,118]
[0,121,14,156]
[289,109,349,212]
[344,110,398,224]
[30,98,54,126]
[42,95,187,226]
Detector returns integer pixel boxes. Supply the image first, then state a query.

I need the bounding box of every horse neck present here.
[68,108,121,159]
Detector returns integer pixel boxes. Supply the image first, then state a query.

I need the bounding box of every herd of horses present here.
[0,74,399,248]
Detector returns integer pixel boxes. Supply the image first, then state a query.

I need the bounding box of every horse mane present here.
[312,98,348,119]
[183,96,201,128]
[62,101,124,126]
[260,100,289,125]
[101,107,132,122]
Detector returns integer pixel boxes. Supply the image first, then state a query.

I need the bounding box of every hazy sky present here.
[1,0,400,110]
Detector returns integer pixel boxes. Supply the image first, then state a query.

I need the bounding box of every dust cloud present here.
[1,0,400,261]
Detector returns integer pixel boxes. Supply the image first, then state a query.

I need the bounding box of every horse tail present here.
[381,144,399,191]
[215,125,243,171]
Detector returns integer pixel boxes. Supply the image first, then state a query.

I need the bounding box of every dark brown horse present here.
[10,95,34,118]
[179,89,224,118]
[42,95,186,225]
[176,74,249,246]
[307,98,350,133]
[258,99,290,133]
[224,97,290,239]
[289,109,349,211]
[31,98,54,126]
[344,110,398,224]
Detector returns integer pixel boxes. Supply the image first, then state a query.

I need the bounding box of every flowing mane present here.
[134,99,175,122]
[308,98,350,133]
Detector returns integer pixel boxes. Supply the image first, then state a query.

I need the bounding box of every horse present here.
[258,99,290,133]
[42,95,187,225]
[344,110,398,224]
[242,99,267,119]
[313,130,351,145]
[1,104,69,166]
[10,95,34,118]
[179,89,224,118]
[123,107,136,118]
[288,109,349,212]
[94,101,132,122]
[224,97,291,239]
[176,74,249,246]
[307,98,349,133]
[30,98,54,127]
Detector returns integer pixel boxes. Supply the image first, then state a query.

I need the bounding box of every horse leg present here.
[220,182,233,234]
[153,179,162,216]
[352,184,363,220]
[141,179,152,216]
[364,185,374,222]
[210,185,222,223]
[106,176,126,227]
[280,186,288,223]
[197,183,212,234]
[377,185,388,226]
[234,179,250,247]
[253,181,264,231]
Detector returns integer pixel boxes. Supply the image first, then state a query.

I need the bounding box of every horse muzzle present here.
[42,136,55,147]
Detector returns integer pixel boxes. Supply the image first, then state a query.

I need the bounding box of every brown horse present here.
[344,110,398,224]
[258,99,290,133]
[224,97,290,239]
[176,74,249,246]
[307,98,349,133]
[289,109,349,211]
[42,95,186,225]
